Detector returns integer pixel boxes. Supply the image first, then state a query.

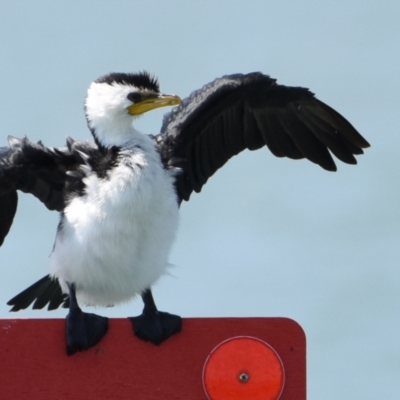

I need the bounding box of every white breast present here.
[49,136,179,306]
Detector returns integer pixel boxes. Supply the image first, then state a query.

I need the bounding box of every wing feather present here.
[156,72,369,202]
[0,136,115,247]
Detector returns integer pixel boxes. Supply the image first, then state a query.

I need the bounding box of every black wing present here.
[155,72,370,202]
[0,136,117,246]
[0,145,18,246]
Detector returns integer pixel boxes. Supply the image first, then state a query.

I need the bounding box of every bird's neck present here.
[89,117,142,148]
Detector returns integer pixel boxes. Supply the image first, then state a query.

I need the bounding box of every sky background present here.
[0,1,399,399]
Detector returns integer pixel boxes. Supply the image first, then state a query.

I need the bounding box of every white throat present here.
[90,117,140,148]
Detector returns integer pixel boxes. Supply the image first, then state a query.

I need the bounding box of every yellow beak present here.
[128,93,182,115]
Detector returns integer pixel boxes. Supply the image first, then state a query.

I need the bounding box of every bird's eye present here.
[127,92,142,103]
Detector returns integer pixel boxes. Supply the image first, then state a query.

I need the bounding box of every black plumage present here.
[95,71,160,92]
[157,72,368,201]
[2,71,369,313]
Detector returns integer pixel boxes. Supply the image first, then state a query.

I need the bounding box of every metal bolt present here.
[238,372,250,383]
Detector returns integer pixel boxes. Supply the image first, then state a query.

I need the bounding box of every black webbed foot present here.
[130,311,181,345]
[129,289,181,345]
[65,283,108,355]
[66,309,109,355]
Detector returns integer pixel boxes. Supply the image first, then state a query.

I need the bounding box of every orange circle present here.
[203,336,284,400]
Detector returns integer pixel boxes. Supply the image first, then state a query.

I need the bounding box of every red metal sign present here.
[0,317,305,399]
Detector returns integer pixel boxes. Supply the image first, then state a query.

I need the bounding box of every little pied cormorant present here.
[0,71,369,355]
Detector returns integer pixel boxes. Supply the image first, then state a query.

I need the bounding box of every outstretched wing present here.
[155,72,370,202]
[0,136,111,246]
[0,137,69,246]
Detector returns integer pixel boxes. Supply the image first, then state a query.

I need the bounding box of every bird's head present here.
[84,71,181,147]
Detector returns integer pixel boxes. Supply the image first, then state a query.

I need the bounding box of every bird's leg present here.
[65,282,108,355]
[129,288,182,345]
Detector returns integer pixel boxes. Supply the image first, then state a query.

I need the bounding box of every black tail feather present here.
[7,275,69,311]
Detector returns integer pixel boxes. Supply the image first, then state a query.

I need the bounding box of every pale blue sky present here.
[0,1,399,399]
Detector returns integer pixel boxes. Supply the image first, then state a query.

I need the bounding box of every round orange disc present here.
[203,336,285,400]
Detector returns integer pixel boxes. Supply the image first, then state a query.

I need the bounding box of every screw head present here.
[238,372,250,383]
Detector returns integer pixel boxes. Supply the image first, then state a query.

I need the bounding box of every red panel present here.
[0,318,305,399]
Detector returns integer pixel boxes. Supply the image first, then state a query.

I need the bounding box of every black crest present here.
[95,71,160,92]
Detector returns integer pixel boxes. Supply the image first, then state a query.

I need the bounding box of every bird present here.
[0,71,369,355]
